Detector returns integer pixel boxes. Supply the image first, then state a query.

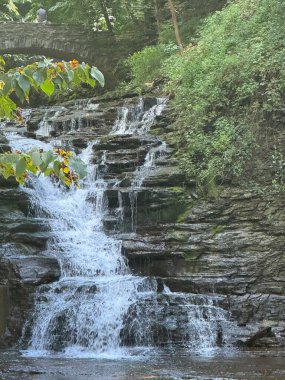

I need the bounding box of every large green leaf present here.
[17,75,31,94]
[90,67,105,87]
[30,151,42,167]
[33,70,46,86]
[15,157,26,176]
[69,157,87,179]
[39,150,55,171]
[67,69,74,82]
[1,163,14,179]
[14,81,25,103]
[0,95,16,118]
[40,79,55,96]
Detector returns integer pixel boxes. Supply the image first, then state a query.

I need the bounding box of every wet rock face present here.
[124,189,285,347]
[0,150,61,346]
[0,247,60,347]
[0,95,284,349]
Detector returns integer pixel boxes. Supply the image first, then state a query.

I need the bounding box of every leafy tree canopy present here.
[1,0,160,34]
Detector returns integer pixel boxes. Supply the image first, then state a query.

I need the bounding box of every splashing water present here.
[112,98,167,135]
[4,97,236,359]
[132,142,167,188]
[8,137,156,358]
[36,107,66,138]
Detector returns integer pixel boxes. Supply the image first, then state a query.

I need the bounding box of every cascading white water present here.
[132,142,167,188]
[109,97,236,355]
[75,98,99,111]
[7,135,157,358]
[36,107,67,138]
[128,142,167,232]
[182,294,233,353]
[112,97,167,135]
[5,96,236,359]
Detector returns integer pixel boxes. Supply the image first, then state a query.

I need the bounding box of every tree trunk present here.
[154,0,161,34]
[168,0,183,50]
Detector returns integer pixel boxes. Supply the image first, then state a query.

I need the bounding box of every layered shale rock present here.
[0,95,284,348]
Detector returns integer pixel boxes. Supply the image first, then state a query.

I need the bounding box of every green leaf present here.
[7,0,19,16]
[76,66,87,82]
[40,79,55,96]
[15,158,26,176]
[44,168,53,176]
[14,81,25,103]
[69,157,87,179]
[33,70,46,86]
[53,160,61,177]
[67,69,74,82]
[16,176,25,186]
[0,163,14,179]
[72,71,81,86]
[87,77,96,88]
[0,56,5,70]
[0,95,16,118]
[90,67,105,87]
[39,150,55,171]
[17,75,31,94]
[30,151,42,167]
[38,59,54,69]
[42,150,55,166]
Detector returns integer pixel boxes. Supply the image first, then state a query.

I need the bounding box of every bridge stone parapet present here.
[0,22,149,86]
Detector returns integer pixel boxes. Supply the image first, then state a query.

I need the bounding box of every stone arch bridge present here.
[0,22,150,86]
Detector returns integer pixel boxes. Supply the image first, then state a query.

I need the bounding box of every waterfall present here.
[5,96,236,358]
[9,136,155,358]
[36,107,66,138]
[112,97,167,135]
[132,142,167,188]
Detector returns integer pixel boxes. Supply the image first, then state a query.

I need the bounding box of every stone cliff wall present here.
[0,94,284,348]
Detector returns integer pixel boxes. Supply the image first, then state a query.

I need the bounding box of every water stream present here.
[6,97,236,359]
[9,137,156,358]
[112,97,167,135]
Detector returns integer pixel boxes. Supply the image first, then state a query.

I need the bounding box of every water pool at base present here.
[1,349,285,380]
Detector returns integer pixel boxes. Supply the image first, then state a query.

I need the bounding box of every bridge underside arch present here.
[0,23,149,88]
[0,47,85,64]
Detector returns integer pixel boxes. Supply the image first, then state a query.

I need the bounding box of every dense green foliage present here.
[0,57,104,119]
[158,0,227,45]
[0,0,22,21]
[0,0,225,36]
[1,0,158,33]
[0,57,104,186]
[127,43,178,87]
[169,0,285,188]
[128,0,285,191]
[2,0,284,192]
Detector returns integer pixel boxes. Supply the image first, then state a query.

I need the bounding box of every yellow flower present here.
[62,167,70,174]
[0,80,5,90]
[69,59,79,70]
[56,61,66,72]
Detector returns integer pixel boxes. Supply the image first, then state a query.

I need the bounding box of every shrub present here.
[127,44,178,87]
[161,0,285,188]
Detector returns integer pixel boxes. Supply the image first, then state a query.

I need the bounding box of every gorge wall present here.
[0,94,284,350]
